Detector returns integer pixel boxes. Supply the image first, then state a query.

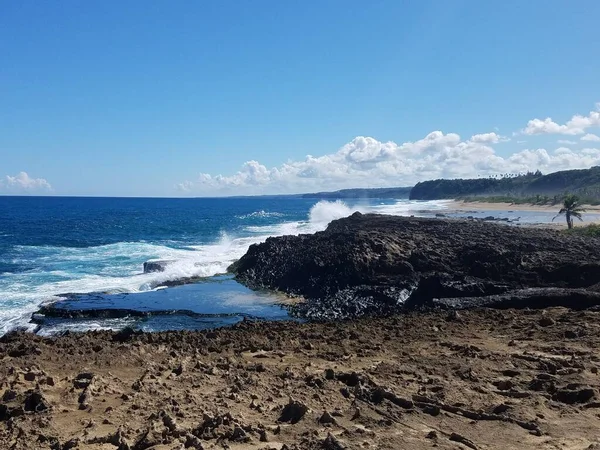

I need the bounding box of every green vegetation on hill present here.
[410,166,600,204]
[302,186,412,199]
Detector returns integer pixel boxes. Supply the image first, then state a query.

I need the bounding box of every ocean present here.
[0,196,452,334]
[1,196,594,335]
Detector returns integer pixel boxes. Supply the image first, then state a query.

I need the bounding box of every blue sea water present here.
[3,195,583,335]
[0,196,452,334]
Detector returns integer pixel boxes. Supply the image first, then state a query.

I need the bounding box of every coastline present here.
[446,200,600,227]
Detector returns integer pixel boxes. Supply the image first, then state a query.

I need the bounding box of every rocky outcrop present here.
[230,213,600,319]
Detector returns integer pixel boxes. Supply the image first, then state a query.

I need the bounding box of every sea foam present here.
[0,199,452,333]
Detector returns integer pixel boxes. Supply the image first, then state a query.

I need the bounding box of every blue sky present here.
[1,1,599,196]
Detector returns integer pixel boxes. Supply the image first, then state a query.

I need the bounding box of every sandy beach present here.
[445,201,600,228]
[448,200,600,213]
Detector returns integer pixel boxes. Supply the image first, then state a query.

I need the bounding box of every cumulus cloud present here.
[469,132,506,144]
[522,104,600,135]
[581,133,600,142]
[0,172,53,193]
[177,132,600,196]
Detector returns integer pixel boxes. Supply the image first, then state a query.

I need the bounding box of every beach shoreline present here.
[445,200,600,227]
[447,200,600,213]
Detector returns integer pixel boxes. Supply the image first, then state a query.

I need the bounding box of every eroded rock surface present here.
[230,213,600,318]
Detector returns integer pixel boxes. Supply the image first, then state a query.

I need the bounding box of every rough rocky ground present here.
[2,308,600,449]
[231,215,600,320]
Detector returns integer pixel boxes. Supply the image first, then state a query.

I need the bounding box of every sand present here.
[2,308,600,449]
[448,200,600,213]
[445,201,600,228]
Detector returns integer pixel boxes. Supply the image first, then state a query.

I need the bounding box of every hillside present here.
[302,186,411,199]
[410,166,600,202]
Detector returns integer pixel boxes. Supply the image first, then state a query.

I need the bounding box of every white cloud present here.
[581,133,600,142]
[522,104,600,135]
[177,133,600,196]
[0,172,53,193]
[557,140,577,145]
[469,132,506,144]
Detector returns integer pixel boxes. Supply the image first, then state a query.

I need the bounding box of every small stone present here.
[446,311,462,322]
[24,372,36,382]
[2,390,17,402]
[231,425,248,442]
[426,430,437,439]
[172,364,184,376]
[539,316,555,327]
[495,380,514,391]
[322,433,345,450]
[258,428,268,442]
[279,398,309,424]
[319,411,336,424]
[23,391,49,412]
[492,403,511,414]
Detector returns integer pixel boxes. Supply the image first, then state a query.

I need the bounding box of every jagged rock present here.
[231,425,249,442]
[319,411,336,424]
[143,259,175,273]
[539,316,556,327]
[322,433,345,450]
[24,390,49,412]
[230,214,600,319]
[553,387,595,404]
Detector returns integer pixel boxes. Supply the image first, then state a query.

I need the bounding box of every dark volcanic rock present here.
[143,259,175,273]
[230,213,600,319]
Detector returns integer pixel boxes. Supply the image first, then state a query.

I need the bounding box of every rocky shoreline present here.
[231,213,600,320]
[2,308,600,449]
[4,214,600,448]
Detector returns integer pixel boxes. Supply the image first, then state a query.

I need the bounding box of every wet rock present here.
[279,398,309,424]
[143,259,175,273]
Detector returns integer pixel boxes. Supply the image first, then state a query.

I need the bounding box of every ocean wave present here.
[0,198,452,334]
[236,210,285,220]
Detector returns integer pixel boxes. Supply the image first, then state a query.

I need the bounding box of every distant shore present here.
[445,200,600,227]
[448,200,600,212]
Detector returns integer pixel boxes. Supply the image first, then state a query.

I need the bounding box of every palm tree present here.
[552,194,586,229]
